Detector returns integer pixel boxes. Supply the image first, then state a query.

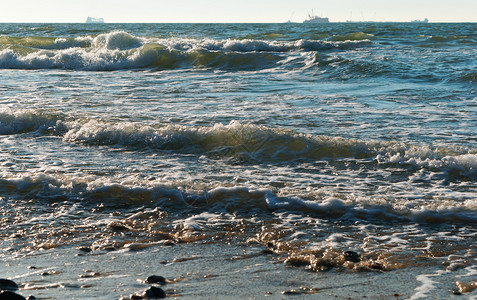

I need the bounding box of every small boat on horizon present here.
[86,16,104,23]
[411,18,429,23]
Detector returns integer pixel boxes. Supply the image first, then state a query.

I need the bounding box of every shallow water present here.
[0,22,476,298]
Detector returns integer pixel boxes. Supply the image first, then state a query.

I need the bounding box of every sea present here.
[0,22,476,298]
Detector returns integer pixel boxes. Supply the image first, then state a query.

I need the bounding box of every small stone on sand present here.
[344,250,361,263]
[0,279,19,291]
[78,247,92,253]
[143,286,166,299]
[0,291,26,300]
[145,275,166,285]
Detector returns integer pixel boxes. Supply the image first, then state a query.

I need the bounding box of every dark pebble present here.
[371,263,383,270]
[261,249,274,255]
[162,240,175,246]
[78,247,92,253]
[344,250,361,263]
[26,296,37,300]
[108,223,131,232]
[144,286,166,299]
[282,290,301,295]
[0,291,26,300]
[130,294,143,299]
[0,279,18,291]
[145,275,166,285]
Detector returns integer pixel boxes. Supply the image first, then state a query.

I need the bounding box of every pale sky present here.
[0,0,476,23]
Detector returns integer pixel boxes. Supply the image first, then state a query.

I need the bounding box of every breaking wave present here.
[2,109,476,180]
[0,31,370,71]
[0,108,63,135]
[60,120,477,180]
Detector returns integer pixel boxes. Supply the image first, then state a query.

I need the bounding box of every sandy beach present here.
[2,239,476,299]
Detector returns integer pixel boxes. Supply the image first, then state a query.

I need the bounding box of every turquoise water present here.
[0,23,476,296]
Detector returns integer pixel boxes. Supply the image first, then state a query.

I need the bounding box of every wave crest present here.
[58,118,477,179]
[92,31,143,50]
[60,119,380,159]
[0,108,63,135]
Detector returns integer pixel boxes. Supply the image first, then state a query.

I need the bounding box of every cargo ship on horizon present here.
[86,16,104,23]
[303,10,329,23]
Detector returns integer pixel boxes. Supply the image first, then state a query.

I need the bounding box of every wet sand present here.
[2,241,474,299]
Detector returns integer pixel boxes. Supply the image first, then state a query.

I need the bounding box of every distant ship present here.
[86,16,104,23]
[303,10,329,23]
[411,18,429,23]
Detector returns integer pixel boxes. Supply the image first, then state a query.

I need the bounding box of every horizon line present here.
[1,21,476,24]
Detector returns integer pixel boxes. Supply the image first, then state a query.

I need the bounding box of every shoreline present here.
[2,241,475,299]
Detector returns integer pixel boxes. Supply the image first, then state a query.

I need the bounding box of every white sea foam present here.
[144,36,368,53]
[411,270,447,299]
[377,148,477,179]
[1,174,475,224]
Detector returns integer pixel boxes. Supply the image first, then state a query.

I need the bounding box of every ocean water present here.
[1,22,476,296]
